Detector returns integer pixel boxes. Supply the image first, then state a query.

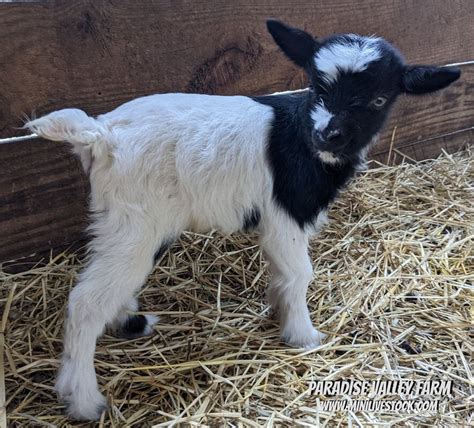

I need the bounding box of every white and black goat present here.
[25,20,460,420]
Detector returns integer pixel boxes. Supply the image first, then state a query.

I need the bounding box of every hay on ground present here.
[1,149,473,427]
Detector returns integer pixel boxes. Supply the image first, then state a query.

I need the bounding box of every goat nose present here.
[327,129,342,143]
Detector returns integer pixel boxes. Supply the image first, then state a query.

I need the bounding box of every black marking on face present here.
[243,207,261,231]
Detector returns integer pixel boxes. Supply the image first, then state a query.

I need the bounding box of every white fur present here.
[26,93,329,420]
[315,36,381,83]
[26,108,108,173]
[311,102,334,132]
[305,209,329,236]
[260,208,326,349]
[317,150,341,165]
[356,133,379,171]
[142,314,159,335]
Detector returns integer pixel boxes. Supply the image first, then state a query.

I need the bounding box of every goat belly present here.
[95,93,276,234]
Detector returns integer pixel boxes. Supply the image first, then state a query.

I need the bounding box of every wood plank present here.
[0,138,89,262]
[0,0,473,263]
[371,127,474,165]
[1,0,474,138]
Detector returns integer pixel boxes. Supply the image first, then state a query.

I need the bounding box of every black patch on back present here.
[251,91,357,228]
[243,207,261,231]
[122,314,148,338]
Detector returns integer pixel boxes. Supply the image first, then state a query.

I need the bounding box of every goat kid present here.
[25,20,460,420]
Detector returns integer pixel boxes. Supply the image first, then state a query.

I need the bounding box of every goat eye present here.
[370,96,388,109]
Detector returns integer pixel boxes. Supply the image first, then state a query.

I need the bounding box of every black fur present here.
[402,65,461,94]
[243,207,261,231]
[266,19,318,68]
[255,21,461,228]
[121,314,148,338]
[253,92,357,228]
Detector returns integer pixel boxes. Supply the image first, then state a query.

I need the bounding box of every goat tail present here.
[24,109,110,171]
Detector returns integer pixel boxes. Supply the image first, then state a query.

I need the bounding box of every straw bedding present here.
[1,149,473,427]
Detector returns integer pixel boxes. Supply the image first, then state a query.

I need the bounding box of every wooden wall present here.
[0,0,473,263]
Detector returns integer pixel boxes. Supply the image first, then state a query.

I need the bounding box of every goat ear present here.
[402,65,461,95]
[266,19,318,68]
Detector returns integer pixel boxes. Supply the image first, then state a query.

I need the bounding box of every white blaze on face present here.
[311,102,333,132]
[317,151,340,165]
[314,36,381,84]
[310,103,340,164]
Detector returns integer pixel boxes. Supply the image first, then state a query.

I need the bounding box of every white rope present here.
[0,133,38,145]
[442,60,474,67]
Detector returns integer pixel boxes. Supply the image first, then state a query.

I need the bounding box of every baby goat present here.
[26,20,460,420]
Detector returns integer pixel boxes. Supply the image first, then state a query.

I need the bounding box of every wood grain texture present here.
[0,138,89,262]
[1,0,473,137]
[376,65,474,153]
[371,127,474,165]
[0,0,473,262]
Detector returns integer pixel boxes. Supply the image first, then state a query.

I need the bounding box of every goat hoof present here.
[281,328,327,349]
[62,389,107,421]
[56,358,108,420]
[120,314,159,339]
